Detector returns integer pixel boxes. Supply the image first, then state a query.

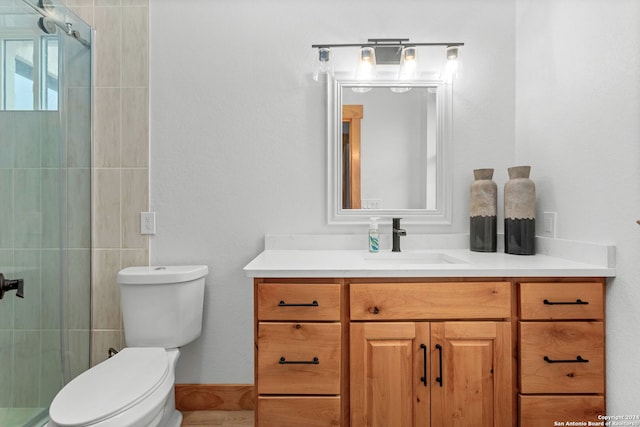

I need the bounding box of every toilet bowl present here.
[47,265,208,427]
[48,348,178,427]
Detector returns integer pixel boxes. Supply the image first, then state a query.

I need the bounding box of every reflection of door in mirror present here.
[342,105,362,209]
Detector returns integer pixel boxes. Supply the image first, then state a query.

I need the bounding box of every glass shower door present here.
[0,1,92,426]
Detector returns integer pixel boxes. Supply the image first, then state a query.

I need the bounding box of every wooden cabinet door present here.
[350,322,430,427]
[431,322,512,427]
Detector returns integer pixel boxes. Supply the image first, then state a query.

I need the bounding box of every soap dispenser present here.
[368,217,380,253]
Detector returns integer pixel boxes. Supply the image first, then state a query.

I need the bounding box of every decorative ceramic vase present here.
[504,166,535,255]
[470,168,497,252]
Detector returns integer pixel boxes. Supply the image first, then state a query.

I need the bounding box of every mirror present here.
[327,77,452,224]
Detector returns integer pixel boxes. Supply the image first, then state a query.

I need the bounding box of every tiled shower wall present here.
[67,0,150,366]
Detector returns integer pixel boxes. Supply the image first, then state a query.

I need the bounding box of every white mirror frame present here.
[327,75,453,225]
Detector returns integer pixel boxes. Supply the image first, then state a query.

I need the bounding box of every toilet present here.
[47,265,208,427]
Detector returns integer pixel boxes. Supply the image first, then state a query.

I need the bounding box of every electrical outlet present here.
[140,212,156,235]
[542,212,556,238]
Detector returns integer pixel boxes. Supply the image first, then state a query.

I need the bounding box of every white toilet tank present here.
[117,265,208,348]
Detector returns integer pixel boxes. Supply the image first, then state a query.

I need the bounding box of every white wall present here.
[515,0,640,413]
[150,1,640,414]
[149,0,515,383]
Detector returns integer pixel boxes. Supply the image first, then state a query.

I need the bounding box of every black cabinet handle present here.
[278,300,319,307]
[435,344,443,387]
[544,355,589,364]
[543,299,589,305]
[420,344,427,387]
[279,356,319,365]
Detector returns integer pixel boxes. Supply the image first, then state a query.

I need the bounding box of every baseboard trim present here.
[175,384,255,411]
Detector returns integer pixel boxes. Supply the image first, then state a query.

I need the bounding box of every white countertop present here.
[243,235,616,278]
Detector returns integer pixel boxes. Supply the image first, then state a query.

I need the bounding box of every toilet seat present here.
[49,348,170,426]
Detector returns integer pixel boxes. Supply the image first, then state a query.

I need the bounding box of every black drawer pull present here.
[544,355,589,364]
[543,299,589,305]
[278,300,319,307]
[279,356,319,365]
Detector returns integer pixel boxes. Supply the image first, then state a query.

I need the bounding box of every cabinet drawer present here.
[350,282,511,320]
[258,283,341,321]
[257,322,341,394]
[519,321,604,393]
[519,282,604,320]
[258,396,341,427]
[519,395,605,426]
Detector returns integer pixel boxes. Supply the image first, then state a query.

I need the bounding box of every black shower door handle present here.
[0,273,24,299]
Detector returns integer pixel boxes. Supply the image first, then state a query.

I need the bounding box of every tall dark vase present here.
[504,166,535,255]
[470,168,497,252]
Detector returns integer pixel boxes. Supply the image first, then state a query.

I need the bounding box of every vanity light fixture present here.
[353,47,376,93]
[356,46,376,79]
[399,46,418,79]
[311,38,464,84]
[391,46,418,93]
[312,47,333,82]
[442,45,462,82]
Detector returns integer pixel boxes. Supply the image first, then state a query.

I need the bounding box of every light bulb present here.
[398,46,417,80]
[442,45,462,83]
[356,46,376,81]
[312,47,333,82]
[392,46,418,93]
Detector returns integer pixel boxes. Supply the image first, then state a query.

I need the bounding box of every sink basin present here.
[362,251,467,265]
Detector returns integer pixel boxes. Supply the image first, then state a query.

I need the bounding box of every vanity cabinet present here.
[253,277,607,427]
[518,281,606,425]
[349,282,513,427]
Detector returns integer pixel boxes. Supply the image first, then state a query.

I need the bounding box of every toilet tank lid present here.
[118,265,208,285]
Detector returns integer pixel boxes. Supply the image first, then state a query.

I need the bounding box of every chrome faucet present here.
[392,218,406,252]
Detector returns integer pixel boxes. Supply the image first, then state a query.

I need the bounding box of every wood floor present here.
[181,410,254,426]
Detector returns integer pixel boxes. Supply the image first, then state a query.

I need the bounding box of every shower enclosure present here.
[0,1,91,426]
